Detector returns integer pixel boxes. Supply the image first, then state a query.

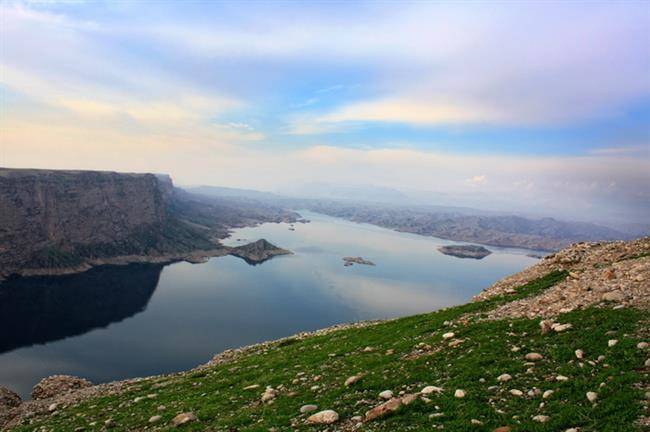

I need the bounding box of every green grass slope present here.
[10,271,648,432]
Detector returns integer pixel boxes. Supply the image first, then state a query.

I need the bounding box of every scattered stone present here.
[149,415,162,423]
[471,419,483,425]
[421,385,443,394]
[525,352,544,361]
[454,389,466,398]
[401,393,418,405]
[365,398,403,422]
[637,342,648,349]
[543,390,554,399]
[345,373,366,386]
[362,346,375,353]
[552,323,573,332]
[47,403,58,412]
[586,391,598,403]
[575,349,585,359]
[306,409,339,424]
[442,332,455,339]
[602,291,625,302]
[243,384,260,390]
[533,415,550,423]
[493,427,512,432]
[300,404,318,414]
[31,375,92,400]
[497,373,512,382]
[510,389,523,397]
[379,390,393,400]
[171,412,197,427]
[540,320,554,334]
[608,339,618,347]
[556,375,569,381]
[261,387,278,403]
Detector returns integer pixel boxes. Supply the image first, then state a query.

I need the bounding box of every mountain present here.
[0,168,299,280]
[293,201,631,251]
[2,237,648,430]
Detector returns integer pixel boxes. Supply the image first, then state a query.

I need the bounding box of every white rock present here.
[497,374,512,382]
[300,404,318,414]
[47,403,58,412]
[306,410,339,424]
[442,332,455,339]
[344,373,365,386]
[637,342,648,349]
[149,415,162,423]
[421,385,443,394]
[533,415,550,423]
[379,390,393,400]
[575,349,584,359]
[525,352,544,361]
[510,389,524,397]
[261,388,277,403]
[454,389,466,398]
[586,391,598,403]
[542,390,554,399]
[608,339,618,347]
[556,375,569,381]
[471,419,483,425]
[552,323,573,332]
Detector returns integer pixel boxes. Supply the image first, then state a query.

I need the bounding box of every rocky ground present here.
[475,237,650,319]
[1,238,648,431]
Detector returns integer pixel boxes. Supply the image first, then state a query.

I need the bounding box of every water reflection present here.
[0,211,538,398]
[0,264,162,354]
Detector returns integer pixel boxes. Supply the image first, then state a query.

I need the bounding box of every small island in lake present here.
[228,239,292,265]
[438,245,492,259]
[343,256,375,266]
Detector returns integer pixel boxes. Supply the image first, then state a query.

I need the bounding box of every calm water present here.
[0,211,538,397]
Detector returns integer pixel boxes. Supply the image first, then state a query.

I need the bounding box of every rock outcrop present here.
[31,375,93,401]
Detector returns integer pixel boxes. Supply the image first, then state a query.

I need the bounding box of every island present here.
[228,239,292,265]
[438,245,492,259]
[342,256,375,266]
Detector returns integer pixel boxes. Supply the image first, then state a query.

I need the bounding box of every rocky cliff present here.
[0,168,298,280]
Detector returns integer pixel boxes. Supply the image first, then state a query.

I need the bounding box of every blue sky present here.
[1,0,649,223]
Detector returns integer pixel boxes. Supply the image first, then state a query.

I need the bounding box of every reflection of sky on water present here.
[0,211,537,397]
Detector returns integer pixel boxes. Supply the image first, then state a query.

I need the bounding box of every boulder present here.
[306,410,339,424]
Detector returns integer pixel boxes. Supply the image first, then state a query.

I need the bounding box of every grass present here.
[10,272,647,432]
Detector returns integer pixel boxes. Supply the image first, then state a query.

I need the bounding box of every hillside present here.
[0,168,299,281]
[1,238,647,431]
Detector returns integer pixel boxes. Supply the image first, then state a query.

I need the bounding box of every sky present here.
[1,0,649,224]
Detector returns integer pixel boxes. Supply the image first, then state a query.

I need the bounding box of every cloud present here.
[132,2,650,128]
[467,175,487,186]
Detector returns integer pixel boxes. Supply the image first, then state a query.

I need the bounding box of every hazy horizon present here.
[1,1,649,224]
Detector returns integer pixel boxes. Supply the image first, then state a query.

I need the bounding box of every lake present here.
[0,211,539,398]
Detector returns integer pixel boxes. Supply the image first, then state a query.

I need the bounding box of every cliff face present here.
[0,168,211,279]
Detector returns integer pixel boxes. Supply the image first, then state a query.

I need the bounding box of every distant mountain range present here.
[187,185,636,251]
